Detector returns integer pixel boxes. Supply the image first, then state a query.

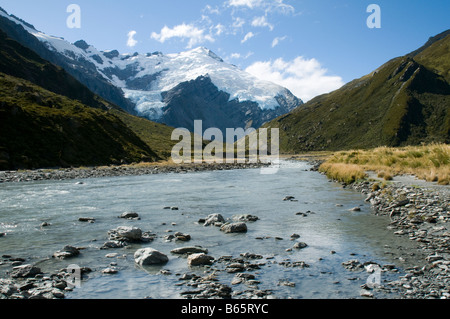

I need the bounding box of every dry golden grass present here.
[321,143,450,185]
[318,162,368,184]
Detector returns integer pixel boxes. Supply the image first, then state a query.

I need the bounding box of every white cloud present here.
[229,51,254,59]
[228,0,263,9]
[151,24,214,48]
[245,57,345,102]
[204,4,220,14]
[227,0,294,15]
[251,16,274,31]
[241,31,255,43]
[271,35,287,47]
[232,16,246,29]
[214,23,225,36]
[127,30,138,47]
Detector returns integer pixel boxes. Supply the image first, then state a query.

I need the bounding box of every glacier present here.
[103,47,290,116]
[0,8,302,125]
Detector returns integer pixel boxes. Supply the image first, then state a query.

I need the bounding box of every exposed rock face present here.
[160,76,301,133]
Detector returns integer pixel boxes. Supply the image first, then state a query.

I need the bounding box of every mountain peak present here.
[408,29,450,58]
[0,8,303,131]
[184,46,224,62]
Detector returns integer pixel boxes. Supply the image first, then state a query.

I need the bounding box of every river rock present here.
[342,259,364,271]
[53,246,80,259]
[174,232,191,241]
[78,217,95,223]
[134,248,168,266]
[119,211,140,219]
[100,240,127,249]
[0,279,18,296]
[226,263,246,273]
[278,279,296,287]
[232,214,259,222]
[10,264,42,278]
[292,242,308,250]
[290,233,301,239]
[360,290,374,298]
[170,246,208,255]
[187,253,214,266]
[108,226,142,242]
[220,222,247,233]
[102,267,118,274]
[204,214,225,226]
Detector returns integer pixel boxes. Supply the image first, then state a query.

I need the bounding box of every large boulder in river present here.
[108,226,142,242]
[220,222,247,233]
[134,248,168,266]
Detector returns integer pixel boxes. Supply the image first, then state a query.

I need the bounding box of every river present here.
[0,160,423,299]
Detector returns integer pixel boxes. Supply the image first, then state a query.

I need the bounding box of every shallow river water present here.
[0,161,423,299]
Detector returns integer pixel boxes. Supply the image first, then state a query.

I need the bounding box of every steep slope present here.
[0,8,302,131]
[0,8,137,114]
[0,29,113,111]
[0,30,185,170]
[0,73,159,170]
[265,31,450,153]
[412,29,450,83]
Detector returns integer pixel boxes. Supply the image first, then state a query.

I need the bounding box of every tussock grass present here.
[321,144,450,185]
[318,162,367,184]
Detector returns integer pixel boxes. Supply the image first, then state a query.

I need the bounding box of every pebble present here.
[345,180,450,299]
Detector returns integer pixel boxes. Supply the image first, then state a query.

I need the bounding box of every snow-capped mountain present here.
[0,8,302,131]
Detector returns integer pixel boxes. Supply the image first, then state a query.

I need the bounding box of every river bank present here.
[0,162,269,183]
[337,177,449,299]
[308,150,450,299]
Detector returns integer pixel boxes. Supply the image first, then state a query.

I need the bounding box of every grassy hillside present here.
[265,31,450,153]
[0,29,113,111]
[408,29,450,82]
[109,108,178,159]
[0,73,162,170]
[0,29,181,170]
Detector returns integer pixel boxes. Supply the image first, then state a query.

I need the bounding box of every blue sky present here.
[1,0,449,101]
